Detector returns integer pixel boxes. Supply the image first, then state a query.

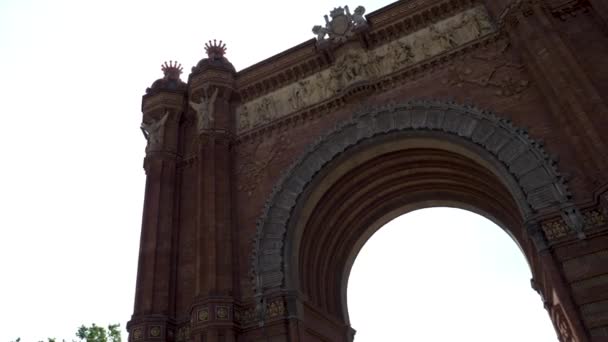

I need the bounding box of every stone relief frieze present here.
[443,40,531,98]
[236,6,495,133]
[235,134,292,196]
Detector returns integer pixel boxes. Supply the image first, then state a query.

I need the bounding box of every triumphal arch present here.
[128,0,608,340]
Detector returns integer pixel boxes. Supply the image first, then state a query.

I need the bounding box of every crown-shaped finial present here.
[330,7,345,18]
[161,60,183,80]
[205,39,227,60]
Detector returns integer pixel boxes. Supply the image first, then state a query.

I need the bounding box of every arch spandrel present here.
[253,101,581,299]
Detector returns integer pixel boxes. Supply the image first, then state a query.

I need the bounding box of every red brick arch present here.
[130,1,608,340]
[253,101,578,325]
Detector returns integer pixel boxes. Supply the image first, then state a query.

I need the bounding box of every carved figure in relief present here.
[368,50,387,76]
[311,72,334,100]
[347,5,367,29]
[312,25,331,41]
[189,87,219,132]
[386,40,415,72]
[442,41,531,98]
[452,10,492,41]
[235,134,291,196]
[331,51,369,90]
[343,54,362,82]
[429,25,457,52]
[288,80,311,110]
[458,11,482,39]
[363,51,383,78]
[413,34,432,59]
[329,60,345,90]
[352,53,366,83]
[254,97,276,127]
[141,110,169,152]
[470,11,493,37]
[413,25,456,59]
[239,105,251,130]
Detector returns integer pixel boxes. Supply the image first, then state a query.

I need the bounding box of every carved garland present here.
[252,100,579,295]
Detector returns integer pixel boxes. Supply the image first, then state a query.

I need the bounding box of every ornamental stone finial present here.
[191,39,235,75]
[161,60,183,80]
[145,60,187,95]
[205,39,227,60]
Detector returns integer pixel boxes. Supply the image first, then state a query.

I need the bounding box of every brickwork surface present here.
[130,1,608,341]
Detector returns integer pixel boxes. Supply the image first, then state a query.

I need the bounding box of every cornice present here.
[366,0,481,46]
[236,40,326,103]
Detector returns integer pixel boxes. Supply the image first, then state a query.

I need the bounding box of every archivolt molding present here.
[252,100,579,295]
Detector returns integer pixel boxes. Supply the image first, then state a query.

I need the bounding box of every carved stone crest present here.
[312,5,368,45]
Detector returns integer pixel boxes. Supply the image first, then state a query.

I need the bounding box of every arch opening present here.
[346,207,559,341]
[252,102,579,341]
[286,133,534,323]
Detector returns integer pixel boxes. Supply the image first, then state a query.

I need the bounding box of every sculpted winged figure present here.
[190,87,219,132]
[141,111,169,152]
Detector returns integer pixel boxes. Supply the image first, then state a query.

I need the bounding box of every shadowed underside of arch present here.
[253,101,576,313]
[297,141,530,320]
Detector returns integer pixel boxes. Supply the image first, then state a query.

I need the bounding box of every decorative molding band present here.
[252,100,578,294]
[542,208,607,240]
[170,298,286,339]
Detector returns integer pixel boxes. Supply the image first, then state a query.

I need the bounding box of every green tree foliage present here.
[11,323,121,342]
[76,323,121,342]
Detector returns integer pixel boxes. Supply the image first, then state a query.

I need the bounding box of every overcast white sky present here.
[0,1,557,341]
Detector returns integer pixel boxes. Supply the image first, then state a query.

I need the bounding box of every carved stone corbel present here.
[560,205,586,239]
[527,220,549,251]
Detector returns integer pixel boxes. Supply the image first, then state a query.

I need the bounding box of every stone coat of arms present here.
[312,5,368,46]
